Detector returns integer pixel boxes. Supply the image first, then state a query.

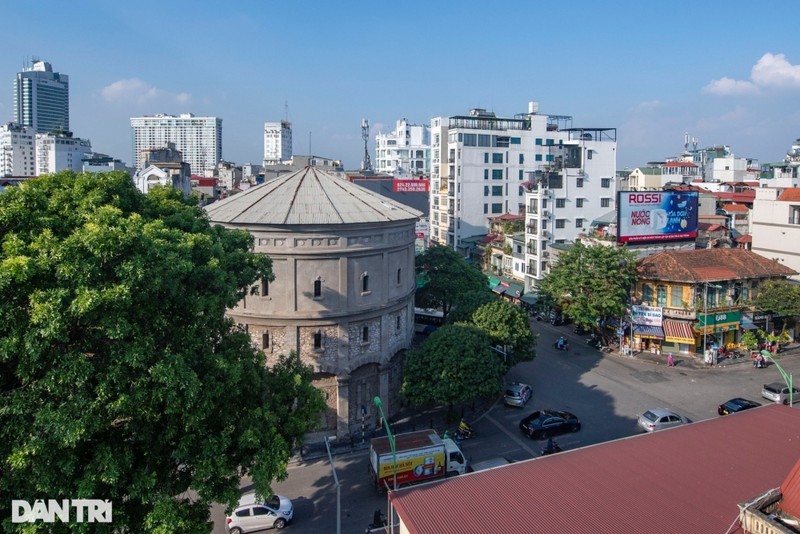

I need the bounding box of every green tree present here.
[446,290,497,325]
[401,324,504,409]
[0,171,325,533]
[415,245,488,318]
[538,242,637,329]
[471,300,537,367]
[752,280,800,319]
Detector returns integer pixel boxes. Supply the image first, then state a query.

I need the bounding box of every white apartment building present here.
[523,124,617,289]
[35,132,92,175]
[750,187,800,281]
[429,102,617,287]
[13,59,69,134]
[263,120,292,165]
[375,119,430,176]
[1,122,36,176]
[130,113,222,177]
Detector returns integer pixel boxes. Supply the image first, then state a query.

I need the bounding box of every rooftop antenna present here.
[684,132,689,152]
[361,118,372,172]
[284,100,289,122]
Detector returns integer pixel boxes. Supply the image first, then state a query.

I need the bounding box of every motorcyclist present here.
[458,419,473,436]
[557,336,567,349]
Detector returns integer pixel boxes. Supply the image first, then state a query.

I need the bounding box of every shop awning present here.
[492,285,508,295]
[663,319,696,344]
[488,277,500,290]
[633,325,665,339]
[520,293,539,305]
[740,316,758,330]
[505,282,524,299]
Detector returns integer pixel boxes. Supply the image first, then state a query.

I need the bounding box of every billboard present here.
[617,191,698,244]
[393,179,430,193]
[632,305,663,326]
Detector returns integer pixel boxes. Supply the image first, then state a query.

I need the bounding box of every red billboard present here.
[393,180,429,193]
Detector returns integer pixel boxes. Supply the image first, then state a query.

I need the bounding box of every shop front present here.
[662,319,696,354]
[694,310,741,352]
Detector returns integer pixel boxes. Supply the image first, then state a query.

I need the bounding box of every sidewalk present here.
[622,343,799,370]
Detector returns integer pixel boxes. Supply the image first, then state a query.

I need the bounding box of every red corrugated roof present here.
[735,234,753,243]
[779,458,800,518]
[777,188,800,201]
[662,161,698,167]
[390,405,800,534]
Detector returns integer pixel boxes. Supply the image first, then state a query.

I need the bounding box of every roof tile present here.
[636,248,798,281]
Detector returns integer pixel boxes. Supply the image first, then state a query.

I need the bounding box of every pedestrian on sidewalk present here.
[667,352,675,367]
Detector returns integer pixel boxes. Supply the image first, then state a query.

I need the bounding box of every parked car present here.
[637,408,690,433]
[717,398,762,416]
[226,494,293,532]
[519,409,581,440]
[504,382,533,408]
[761,382,800,405]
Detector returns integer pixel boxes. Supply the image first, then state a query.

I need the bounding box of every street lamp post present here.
[763,354,794,406]
[323,436,341,534]
[373,396,396,534]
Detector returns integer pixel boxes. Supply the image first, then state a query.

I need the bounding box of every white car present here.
[637,408,690,433]
[226,494,293,532]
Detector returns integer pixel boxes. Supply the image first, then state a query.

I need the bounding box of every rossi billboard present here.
[617,191,698,244]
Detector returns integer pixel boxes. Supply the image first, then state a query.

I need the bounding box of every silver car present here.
[226,494,293,532]
[762,382,800,405]
[504,382,533,407]
[637,408,690,433]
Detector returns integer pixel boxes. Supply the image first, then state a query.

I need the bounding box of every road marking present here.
[484,413,538,456]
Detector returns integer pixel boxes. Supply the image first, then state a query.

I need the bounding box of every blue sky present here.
[3,1,800,171]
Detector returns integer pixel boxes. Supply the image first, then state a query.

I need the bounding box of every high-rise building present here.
[263,120,292,165]
[130,113,222,177]
[13,59,70,134]
[375,119,430,176]
[1,122,36,176]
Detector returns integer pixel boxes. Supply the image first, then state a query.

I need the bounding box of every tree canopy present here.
[0,171,325,533]
[446,290,497,325]
[538,242,637,329]
[401,324,505,408]
[752,279,800,318]
[415,245,488,319]
[470,300,537,367]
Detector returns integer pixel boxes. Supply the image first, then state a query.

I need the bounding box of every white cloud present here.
[703,77,759,96]
[750,53,800,88]
[704,53,800,95]
[101,78,191,105]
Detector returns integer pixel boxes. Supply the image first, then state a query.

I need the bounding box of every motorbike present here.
[587,333,602,348]
[454,419,474,440]
[554,339,569,351]
[541,439,562,456]
[366,509,388,533]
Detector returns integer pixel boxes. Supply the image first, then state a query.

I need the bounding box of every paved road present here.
[211,319,800,534]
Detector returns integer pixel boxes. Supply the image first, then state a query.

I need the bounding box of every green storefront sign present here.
[696,310,741,333]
